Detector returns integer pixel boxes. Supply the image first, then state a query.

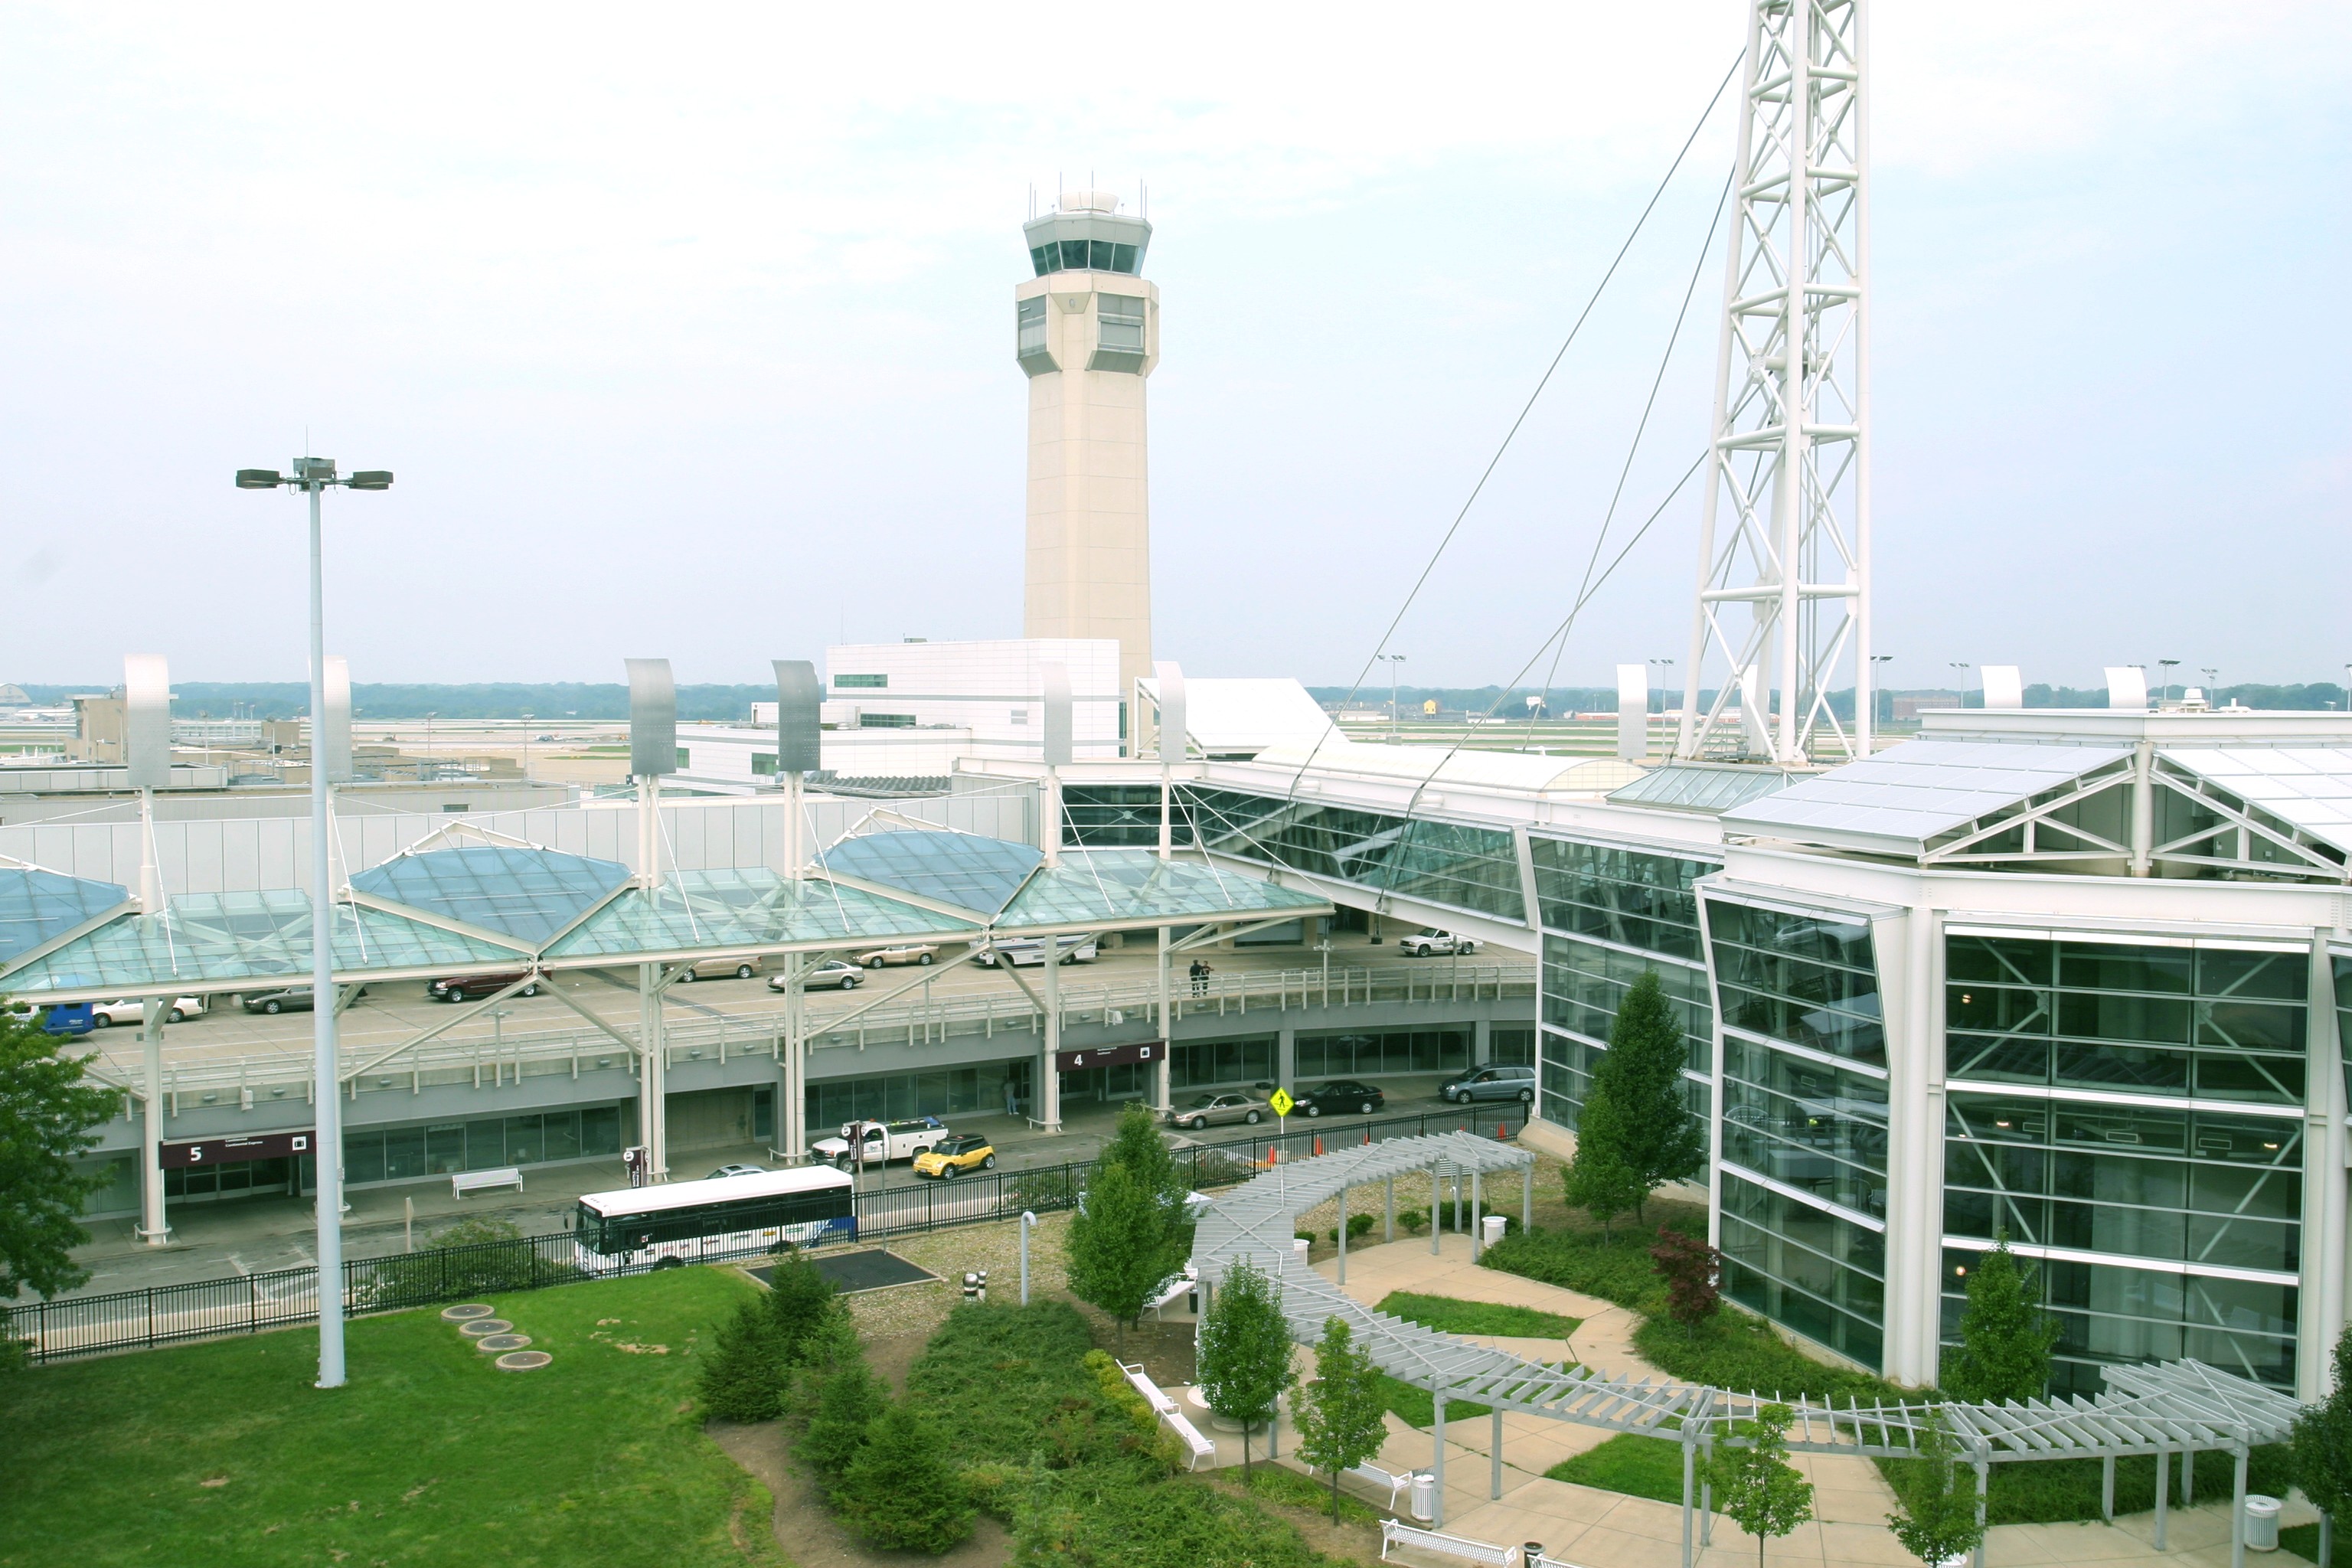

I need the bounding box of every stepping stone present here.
[458,1318,514,1338]
[495,1351,553,1372]
[441,1304,497,1321]
[475,1334,533,1353]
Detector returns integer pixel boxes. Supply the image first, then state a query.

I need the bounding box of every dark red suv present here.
[428,971,544,1004]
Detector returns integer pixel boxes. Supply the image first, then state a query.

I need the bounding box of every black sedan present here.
[1292,1080,1386,1119]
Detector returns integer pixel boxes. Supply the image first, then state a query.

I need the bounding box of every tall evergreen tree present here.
[1067,1103,1192,1354]
[801,1352,888,1491]
[1886,1413,1986,1568]
[1197,1258,1297,1478]
[0,1008,119,1302]
[764,1245,840,1364]
[1705,1403,1815,1568]
[1566,970,1707,1226]
[697,1295,789,1423]
[2292,1325,2352,1566]
[1294,1317,1388,1522]
[1943,1236,2059,1403]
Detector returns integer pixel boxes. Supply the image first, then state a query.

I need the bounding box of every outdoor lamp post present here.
[1648,658,1674,716]
[1871,654,1894,730]
[1376,653,1406,738]
[235,456,392,1391]
[2158,658,2180,705]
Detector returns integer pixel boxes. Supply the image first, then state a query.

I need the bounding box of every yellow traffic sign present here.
[1268,1087,1295,1118]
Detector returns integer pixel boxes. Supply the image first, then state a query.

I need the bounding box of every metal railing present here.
[5,1106,1526,1364]
[89,961,1537,1105]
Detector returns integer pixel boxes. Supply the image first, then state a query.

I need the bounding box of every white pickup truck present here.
[812,1116,952,1170]
[1397,928,1480,957]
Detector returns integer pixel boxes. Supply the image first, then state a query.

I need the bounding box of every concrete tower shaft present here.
[1017,191,1158,708]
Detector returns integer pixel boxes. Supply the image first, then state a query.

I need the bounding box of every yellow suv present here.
[913,1133,998,1179]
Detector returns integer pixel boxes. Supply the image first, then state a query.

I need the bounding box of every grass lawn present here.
[1376,1290,1581,1340]
[1546,1433,1688,1504]
[1376,1372,1490,1428]
[0,1267,782,1568]
[1238,1463,1387,1526]
[2283,1522,2348,1567]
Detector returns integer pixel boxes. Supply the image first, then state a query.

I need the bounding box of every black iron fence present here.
[5,1106,1526,1364]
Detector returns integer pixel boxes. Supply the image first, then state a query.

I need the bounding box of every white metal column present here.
[1678,0,1871,764]
[1040,948,1063,1133]
[639,962,668,1180]
[1883,904,1944,1386]
[137,998,169,1244]
[1155,927,1173,1113]
[2301,936,2347,1400]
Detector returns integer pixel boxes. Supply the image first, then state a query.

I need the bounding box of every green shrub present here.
[764,1246,841,1365]
[1632,1313,1898,1407]
[696,1295,789,1423]
[2282,1521,2351,1568]
[1083,1350,1184,1468]
[1375,1291,1580,1339]
[1295,1230,1317,1245]
[904,1302,1100,1475]
[837,1401,976,1553]
[1013,1466,1348,1568]
[1478,1224,1680,1313]
[351,1219,578,1305]
[1547,1433,1689,1504]
[801,1354,887,1491]
[1396,1207,1429,1235]
[1880,1445,2296,1527]
[1328,1214,1377,1243]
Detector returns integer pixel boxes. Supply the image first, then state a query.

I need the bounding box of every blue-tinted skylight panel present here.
[818,831,1042,916]
[547,869,980,959]
[0,867,131,966]
[349,845,630,945]
[998,849,1327,929]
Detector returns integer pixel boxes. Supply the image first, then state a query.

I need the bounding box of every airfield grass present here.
[0,1266,782,1568]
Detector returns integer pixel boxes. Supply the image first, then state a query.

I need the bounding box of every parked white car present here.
[1398,929,1480,957]
[92,996,206,1027]
[973,934,1100,968]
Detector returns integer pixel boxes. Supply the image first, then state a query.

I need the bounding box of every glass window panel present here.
[504,1114,544,1166]
[2199,948,2308,1001]
[426,1122,466,1174]
[543,1109,582,1162]
[2058,942,2193,995]
[2053,1040,2190,1094]
[581,1104,623,1155]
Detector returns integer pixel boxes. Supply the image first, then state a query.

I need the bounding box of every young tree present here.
[836,1400,975,1552]
[1705,1403,1815,1568]
[0,1009,119,1301]
[1197,1257,1297,1478]
[1886,1412,1986,1568]
[2292,1325,2352,1567]
[1568,970,1707,1226]
[1294,1316,1389,1522]
[1648,1227,1723,1325]
[697,1295,789,1423]
[1068,1102,1193,1354]
[1943,1236,2059,1404]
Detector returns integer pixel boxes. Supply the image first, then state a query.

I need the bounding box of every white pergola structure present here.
[1678,0,1873,764]
[1191,1135,2301,1568]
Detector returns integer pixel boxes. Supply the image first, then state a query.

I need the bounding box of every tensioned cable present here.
[1522,162,1735,746]
[1281,51,1742,802]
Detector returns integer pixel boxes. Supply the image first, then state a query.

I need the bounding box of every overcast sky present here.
[2,3,2344,696]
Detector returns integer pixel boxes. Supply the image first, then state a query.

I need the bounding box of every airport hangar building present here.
[8,701,2352,1403]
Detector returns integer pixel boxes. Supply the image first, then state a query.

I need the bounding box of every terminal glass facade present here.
[1531,836,1717,1130]
[1297,1027,1471,1080]
[1062,783,1194,849]
[1706,897,1889,1370]
[1942,931,2310,1392]
[1184,787,1524,922]
[343,1103,629,1184]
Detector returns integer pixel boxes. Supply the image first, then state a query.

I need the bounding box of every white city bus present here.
[572,1167,855,1275]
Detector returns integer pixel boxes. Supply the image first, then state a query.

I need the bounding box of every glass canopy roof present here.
[547,868,981,960]
[1720,740,2133,854]
[2161,746,2352,857]
[817,831,1043,917]
[995,848,1328,932]
[0,866,131,967]
[1609,762,1805,816]
[348,844,631,947]
[0,890,520,992]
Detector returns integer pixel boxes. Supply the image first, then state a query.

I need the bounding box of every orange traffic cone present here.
[1362,1129,1372,1146]
[1314,1136,1325,1156]
[1496,1123,1508,1140]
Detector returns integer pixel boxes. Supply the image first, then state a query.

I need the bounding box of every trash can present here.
[1409,1471,1436,1522]
[1482,1214,1509,1249]
[2244,1494,2281,1552]
[1293,1237,1312,1264]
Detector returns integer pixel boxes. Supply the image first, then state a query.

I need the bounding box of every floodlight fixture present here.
[348,470,394,490]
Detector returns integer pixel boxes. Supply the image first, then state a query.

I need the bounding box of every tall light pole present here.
[237,456,391,1391]
[2158,658,2180,706]
[1870,654,1893,734]
[521,711,534,782]
[1648,658,1674,717]
[1376,654,1406,739]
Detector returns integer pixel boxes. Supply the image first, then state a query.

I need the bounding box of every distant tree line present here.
[14,682,777,722]
[1308,682,2352,717]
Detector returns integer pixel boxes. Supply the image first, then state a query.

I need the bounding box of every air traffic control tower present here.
[1016,191,1158,710]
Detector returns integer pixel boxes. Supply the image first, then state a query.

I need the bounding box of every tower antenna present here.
[1677,0,1872,763]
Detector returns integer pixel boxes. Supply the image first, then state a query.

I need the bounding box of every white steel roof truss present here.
[1923,767,2135,867]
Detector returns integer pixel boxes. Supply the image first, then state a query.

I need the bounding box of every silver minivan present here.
[1439,1064,1537,1105]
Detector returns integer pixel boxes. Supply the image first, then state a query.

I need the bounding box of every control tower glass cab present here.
[1016,193,1155,377]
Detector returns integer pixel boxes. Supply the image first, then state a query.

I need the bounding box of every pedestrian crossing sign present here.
[1269,1088,1295,1118]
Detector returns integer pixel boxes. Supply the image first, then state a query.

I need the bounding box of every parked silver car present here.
[1439,1064,1536,1105]
[1164,1090,1272,1130]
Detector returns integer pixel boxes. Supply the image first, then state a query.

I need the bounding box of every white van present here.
[973,934,1099,968]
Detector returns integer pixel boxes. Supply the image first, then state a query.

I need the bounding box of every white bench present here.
[1163,1407,1217,1472]
[452,1166,523,1198]
[1347,1462,1426,1516]
[1120,1361,1181,1417]
[1380,1521,1524,1566]
[1143,1271,1195,1320]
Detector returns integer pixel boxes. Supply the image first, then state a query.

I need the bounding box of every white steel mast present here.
[1677,0,1871,763]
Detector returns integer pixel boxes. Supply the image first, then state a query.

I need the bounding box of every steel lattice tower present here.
[1676,0,1871,763]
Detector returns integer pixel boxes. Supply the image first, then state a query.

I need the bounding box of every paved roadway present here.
[58,1077,1514,1298]
[84,930,1525,1076]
